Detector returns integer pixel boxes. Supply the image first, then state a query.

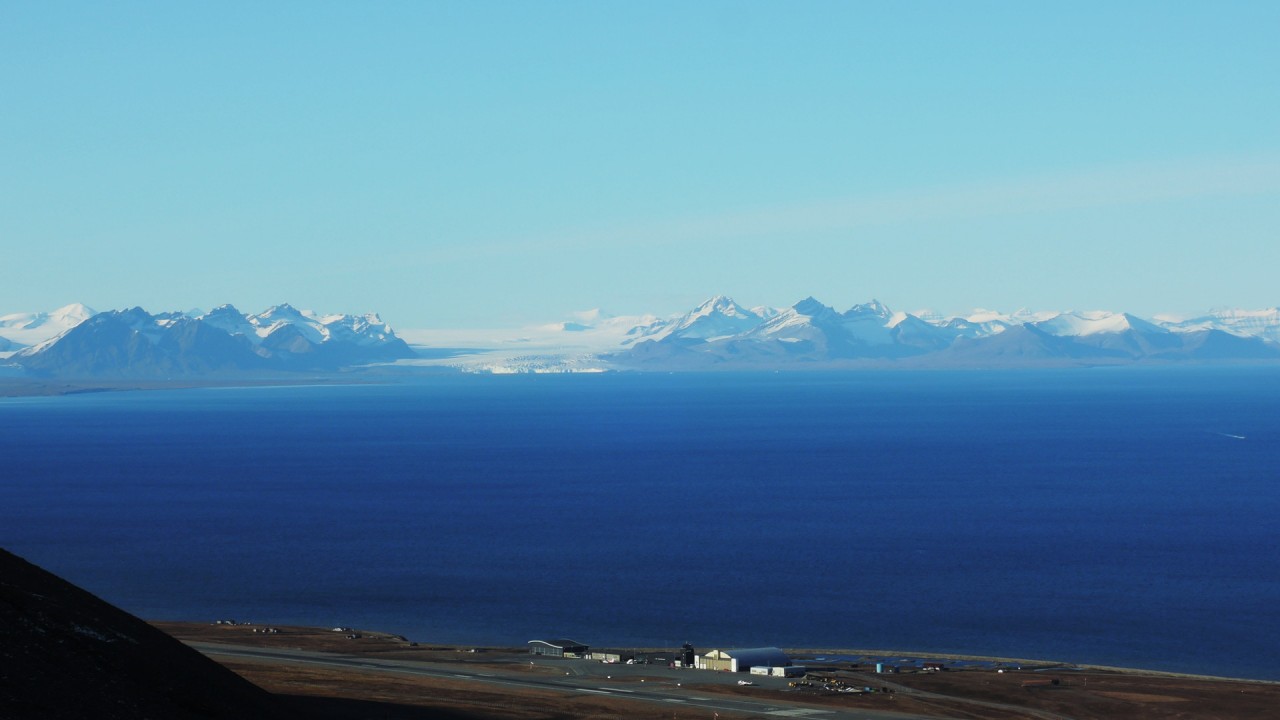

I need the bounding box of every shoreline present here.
[155,621,1280,720]
[783,647,1280,685]
[0,376,378,398]
[155,620,1279,685]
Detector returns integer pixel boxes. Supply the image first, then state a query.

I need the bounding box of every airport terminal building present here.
[527,639,589,658]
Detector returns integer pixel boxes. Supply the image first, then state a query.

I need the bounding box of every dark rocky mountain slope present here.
[0,548,289,719]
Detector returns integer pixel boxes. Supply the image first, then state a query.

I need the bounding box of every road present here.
[190,642,945,720]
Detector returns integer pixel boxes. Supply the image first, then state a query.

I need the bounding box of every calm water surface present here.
[3,368,1278,679]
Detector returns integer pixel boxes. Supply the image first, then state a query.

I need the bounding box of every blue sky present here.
[3,1,1277,328]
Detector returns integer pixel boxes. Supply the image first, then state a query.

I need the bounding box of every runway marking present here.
[575,688,612,695]
[767,710,829,717]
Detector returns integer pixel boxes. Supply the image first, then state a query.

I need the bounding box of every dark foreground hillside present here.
[0,548,287,720]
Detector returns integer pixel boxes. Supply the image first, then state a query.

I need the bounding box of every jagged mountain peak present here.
[646,295,766,342]
[12,303,416,376]
[747,297,845,340]
[790,296,838,317]
[204,303,244,316]
[846,299,892,318]
[115,306,159,326]
[256,303,310,321]
[198,305,257,338]
[693,295,749,313]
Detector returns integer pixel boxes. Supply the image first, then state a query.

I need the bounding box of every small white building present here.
[751,665,805,677]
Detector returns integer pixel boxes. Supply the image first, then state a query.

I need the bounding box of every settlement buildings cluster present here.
[527,639,805,677]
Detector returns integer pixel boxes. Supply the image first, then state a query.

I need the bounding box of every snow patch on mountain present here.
[0,303,97,352]
[189,303,406,348]
[616,296,773,345]
[661,295,768,341]
[1032,311,1166,337]
[199,304,259,338]
[1157,307,1280,343]
[840,299,896,345]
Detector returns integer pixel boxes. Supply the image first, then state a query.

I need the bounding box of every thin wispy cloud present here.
[410,153,1280,263]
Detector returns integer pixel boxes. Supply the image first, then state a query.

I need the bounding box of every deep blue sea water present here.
[3,368,1278,680]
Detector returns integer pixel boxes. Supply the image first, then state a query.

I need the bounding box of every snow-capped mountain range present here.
[623,297,1280,347]
[4,298,1280,376]
[3,304,415,377]
[623,296,779,344]
[408,296,1279,372]
[608,297,1280,369]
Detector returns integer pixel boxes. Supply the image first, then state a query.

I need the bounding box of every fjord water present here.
[3,369,1278,680]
